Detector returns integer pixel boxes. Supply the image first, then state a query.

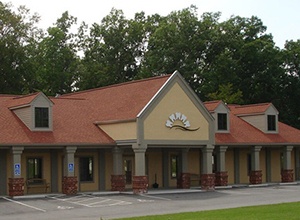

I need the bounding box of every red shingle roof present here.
[212,104,300,145]
[203,100,222,112]
[0,75,170,145]
[229,103,272,115]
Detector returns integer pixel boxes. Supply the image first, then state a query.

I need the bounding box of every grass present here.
[117,202,300,220]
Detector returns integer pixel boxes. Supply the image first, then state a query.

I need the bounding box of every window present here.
[35,107,49,128]
[218,113,227,130]
[27,158,42,179]
[80,157,93,182]
[171,155,178,178]
[267,115,276,131]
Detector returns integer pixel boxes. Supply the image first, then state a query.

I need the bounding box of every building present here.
[1,71,300,197]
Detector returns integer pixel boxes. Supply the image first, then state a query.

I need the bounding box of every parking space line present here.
[3,197,46,212]
[48,194,132,208]
[139,194,172,201]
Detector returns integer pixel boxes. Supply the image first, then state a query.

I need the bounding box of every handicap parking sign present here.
[68,163,74,172]
[14,163,21,176]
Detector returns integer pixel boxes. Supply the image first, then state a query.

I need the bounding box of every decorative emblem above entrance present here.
[165,112,200,131]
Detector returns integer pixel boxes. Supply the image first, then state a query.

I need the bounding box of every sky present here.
[7,0,300,48]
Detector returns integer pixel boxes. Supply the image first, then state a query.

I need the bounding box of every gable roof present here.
[206,103,300,145]
[0,75,170,146]
[229,103,273,115]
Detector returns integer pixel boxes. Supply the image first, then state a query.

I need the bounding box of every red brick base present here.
[8,178,24,197]
[62,176,78,195]
[281,169,294,182]
[177,173,191,189]
[132,176,148,194]
[215,171,228,186]
[111,175,126,191]
[249,170,262,184]
[201,173,215,190]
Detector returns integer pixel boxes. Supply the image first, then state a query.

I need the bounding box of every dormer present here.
[204,100,230,133]
[232,103,279,134]
[9,92,53,131]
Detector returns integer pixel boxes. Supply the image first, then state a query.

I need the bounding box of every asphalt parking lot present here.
[1,184,300,220]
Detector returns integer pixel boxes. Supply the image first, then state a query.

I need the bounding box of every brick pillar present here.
[62,176,78,195]
[249,170,262,184]
[111,175,126,191]
[8,178,24,197]
[201,173,215,190]
[215,171,228,186]
[281,146,294,183]
[132,176,148,194]
[177,173,191,189]
[281,169,294,182]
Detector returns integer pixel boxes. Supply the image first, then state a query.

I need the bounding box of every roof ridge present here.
[62,74,171,97]
[204,100,222,104]
[12,92,41,100]
[234,102,271,109]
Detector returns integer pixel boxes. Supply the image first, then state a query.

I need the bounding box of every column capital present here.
[11,146,24,154]
[252,146,262,152]
[65,146,77,154]
[284,146,293,152]
[202,145,214,154]
[133,148,147,154]
[217,146,228,153]
[112,146,123,154]
[182,148,190,153]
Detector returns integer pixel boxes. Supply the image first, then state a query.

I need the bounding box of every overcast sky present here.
[8,0,300,48]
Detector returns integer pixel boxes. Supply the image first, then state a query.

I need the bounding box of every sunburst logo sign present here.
[165,112,200,131]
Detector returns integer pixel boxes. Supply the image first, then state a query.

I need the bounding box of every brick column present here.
[281,146,294,182]
[201,145,215,190]
[177,173,191,189]
[62,176,78,195]
[8,178,24,197]
[281,169,294,182]
[132,146,148,194]
[9,147,24,197]
[132,176,148,194]
[177,148,191,189]
[62,146,77,195]
[249,146,262,184]
[215,146,228,186]
[111,147,125,191]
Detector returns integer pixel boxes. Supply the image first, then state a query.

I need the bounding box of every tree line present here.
[1,2,299,128]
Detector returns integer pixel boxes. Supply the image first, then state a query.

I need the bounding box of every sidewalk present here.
[6,181,300,199]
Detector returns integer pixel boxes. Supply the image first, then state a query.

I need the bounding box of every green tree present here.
[78,9,147,90]
[279,40,300,128]
[0,2,41,94]
[35,11,80,95]
[207,83,243,104]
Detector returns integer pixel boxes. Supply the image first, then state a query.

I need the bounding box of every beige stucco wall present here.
[143,82,209,141]
[271,150,281,182]
[99,121,136,141]
[20,151,51,194]
[188,149,200,187]
[147,151,163,188]
[226,149,235,184]
[239,149,250,184]
[75,151,99,192]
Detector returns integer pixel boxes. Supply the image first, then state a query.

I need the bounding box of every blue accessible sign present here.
[14,163,21,176]
[68,163,74,172]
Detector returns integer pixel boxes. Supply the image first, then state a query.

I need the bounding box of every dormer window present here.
[267,115,276,131]
[218,113,227,130]
[35,107,49,128]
